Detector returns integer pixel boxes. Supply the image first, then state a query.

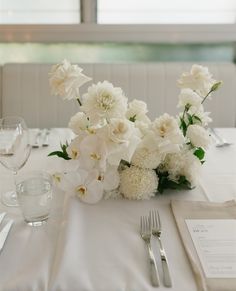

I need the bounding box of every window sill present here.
[0,24,236,43]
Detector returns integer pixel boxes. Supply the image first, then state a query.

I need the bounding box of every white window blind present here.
[98,0,236,24]
[0,0,80,24]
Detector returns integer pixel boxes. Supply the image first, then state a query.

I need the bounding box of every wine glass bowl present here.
[0,116,31,206]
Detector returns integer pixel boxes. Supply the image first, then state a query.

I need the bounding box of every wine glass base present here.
[1,190,19,207]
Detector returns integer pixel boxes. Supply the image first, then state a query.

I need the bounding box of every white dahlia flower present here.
[178,88,202,109]
[178,64,216,97]
[131,147,163,169]
[120,166,158,200]
[68,112,88,135]
[186,124,211,149]
[49,59,91,100]
[81,81,128,124]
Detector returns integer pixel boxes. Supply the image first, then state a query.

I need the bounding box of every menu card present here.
[185,219,236,278]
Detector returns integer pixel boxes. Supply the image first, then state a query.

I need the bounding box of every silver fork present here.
[32,129,42,148]
[42,128,50,147]
[150,210,172,287]
[140,215,160,287]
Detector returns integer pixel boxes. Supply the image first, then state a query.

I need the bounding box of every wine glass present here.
[0,116,31,206]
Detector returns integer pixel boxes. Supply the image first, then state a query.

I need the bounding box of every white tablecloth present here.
[0,128,235,291]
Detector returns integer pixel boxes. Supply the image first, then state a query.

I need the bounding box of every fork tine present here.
[140,215,145,234]
[150,210,156,230]
[145,216,150,233]
[156,210,161,230]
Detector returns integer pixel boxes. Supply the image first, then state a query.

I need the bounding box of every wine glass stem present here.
[12,170,18,199]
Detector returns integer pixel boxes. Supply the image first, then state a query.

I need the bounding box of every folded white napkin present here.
[0,130,19,154]
[171,199,236,291]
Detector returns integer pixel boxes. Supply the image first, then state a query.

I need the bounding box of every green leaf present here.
[129,115,136,122]
[192,115,202,124]
[48,150,71,160]
[180,117,187,136]
[186,113,193,125]
[157,172,192,193]
[194,147,205,160]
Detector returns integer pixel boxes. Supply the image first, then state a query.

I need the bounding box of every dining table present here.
[0,128,235,291]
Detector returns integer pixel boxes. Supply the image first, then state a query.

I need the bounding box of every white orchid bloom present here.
[57,169,104,204]
[79,135,108,172]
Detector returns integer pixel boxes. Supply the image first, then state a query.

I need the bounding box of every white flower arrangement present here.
[49,60,221,204]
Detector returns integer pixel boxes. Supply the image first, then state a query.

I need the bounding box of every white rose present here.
[68,112,88,135]
[178,88,202,109]
[186,124,211,149]
[187,105,212,127]
[178,64,216,97]
[107,118,134,144]
[163,149,202,187]
[49,59,91,100]
[126,99,151,124]
[150,113,185,151]
[81,81,128,124]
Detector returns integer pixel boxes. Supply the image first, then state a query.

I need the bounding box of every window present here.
[0,0,80,24]
[98,0,236,24]
[0,0,235,43]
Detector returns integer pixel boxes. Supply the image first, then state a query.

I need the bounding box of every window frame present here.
[0,0,236,43]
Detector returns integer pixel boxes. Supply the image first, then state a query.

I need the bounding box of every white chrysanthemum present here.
[49,59,91,100]
[178,64,216,97]
[131,147,162,169]
[68,112,88,135]
[81,81,128,124]
[162,150,202,186]
[178,88,202,109]
[186,124,211,149]
[126,99,151,124]
[120,166,158,200]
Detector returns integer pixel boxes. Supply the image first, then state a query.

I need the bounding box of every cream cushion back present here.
[1,62,236,127]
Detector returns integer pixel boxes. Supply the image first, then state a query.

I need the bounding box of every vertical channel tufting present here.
[110,64,130,98]
[1,63,236,128]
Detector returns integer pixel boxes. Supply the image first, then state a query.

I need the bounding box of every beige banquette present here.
[0,62,236,127]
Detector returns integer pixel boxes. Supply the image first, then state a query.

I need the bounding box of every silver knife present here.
[0,212,6,225]
[0,219,13,252]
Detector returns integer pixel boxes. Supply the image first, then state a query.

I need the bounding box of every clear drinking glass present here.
[0,116,31,206]
[16,171,53,226]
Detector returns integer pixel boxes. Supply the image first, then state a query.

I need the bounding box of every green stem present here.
[77,98,82,106]
[201,90,212,104]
